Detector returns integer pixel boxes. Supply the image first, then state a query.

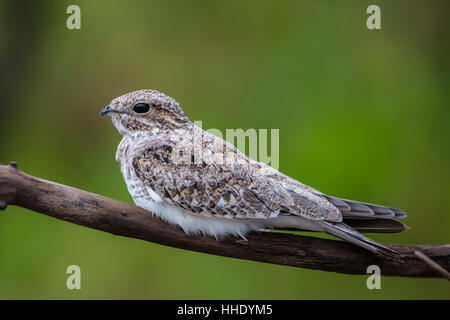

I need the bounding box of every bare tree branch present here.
[414,250,450,280]
[0,162,448,279]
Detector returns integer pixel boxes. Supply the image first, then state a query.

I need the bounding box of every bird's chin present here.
[109,114,127,135]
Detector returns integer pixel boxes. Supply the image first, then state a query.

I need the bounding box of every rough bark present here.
[0,162,448,279]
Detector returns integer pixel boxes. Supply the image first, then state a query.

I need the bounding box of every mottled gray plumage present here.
[101,89,408,260]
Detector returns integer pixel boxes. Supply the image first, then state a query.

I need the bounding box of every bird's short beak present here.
[100,105,113,116]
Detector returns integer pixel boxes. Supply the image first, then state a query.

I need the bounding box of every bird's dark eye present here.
[133,103,150,113]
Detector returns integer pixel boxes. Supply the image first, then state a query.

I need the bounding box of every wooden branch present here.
[414,250,450,280]
[0,162,449,279]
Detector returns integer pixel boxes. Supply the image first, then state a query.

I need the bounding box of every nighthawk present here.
[101,89,407,259]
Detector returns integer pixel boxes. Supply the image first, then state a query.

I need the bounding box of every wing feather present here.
[131,133,342,222]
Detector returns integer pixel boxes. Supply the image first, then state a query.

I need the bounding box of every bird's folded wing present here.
[132,143,342,222]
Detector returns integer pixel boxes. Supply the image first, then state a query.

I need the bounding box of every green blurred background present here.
[0,0,449,299]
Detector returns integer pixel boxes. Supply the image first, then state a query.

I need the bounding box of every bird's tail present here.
[320,221,403,261]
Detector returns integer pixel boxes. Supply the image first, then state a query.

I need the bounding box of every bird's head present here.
[100,89,191,135]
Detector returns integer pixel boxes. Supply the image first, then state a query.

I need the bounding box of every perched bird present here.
[101,89,408,259]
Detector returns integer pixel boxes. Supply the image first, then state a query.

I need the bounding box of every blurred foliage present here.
[0,0,449,299]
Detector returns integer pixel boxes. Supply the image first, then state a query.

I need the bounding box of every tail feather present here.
[320,221,403,261]
[344,218,408,233]
[323,195,408,219]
